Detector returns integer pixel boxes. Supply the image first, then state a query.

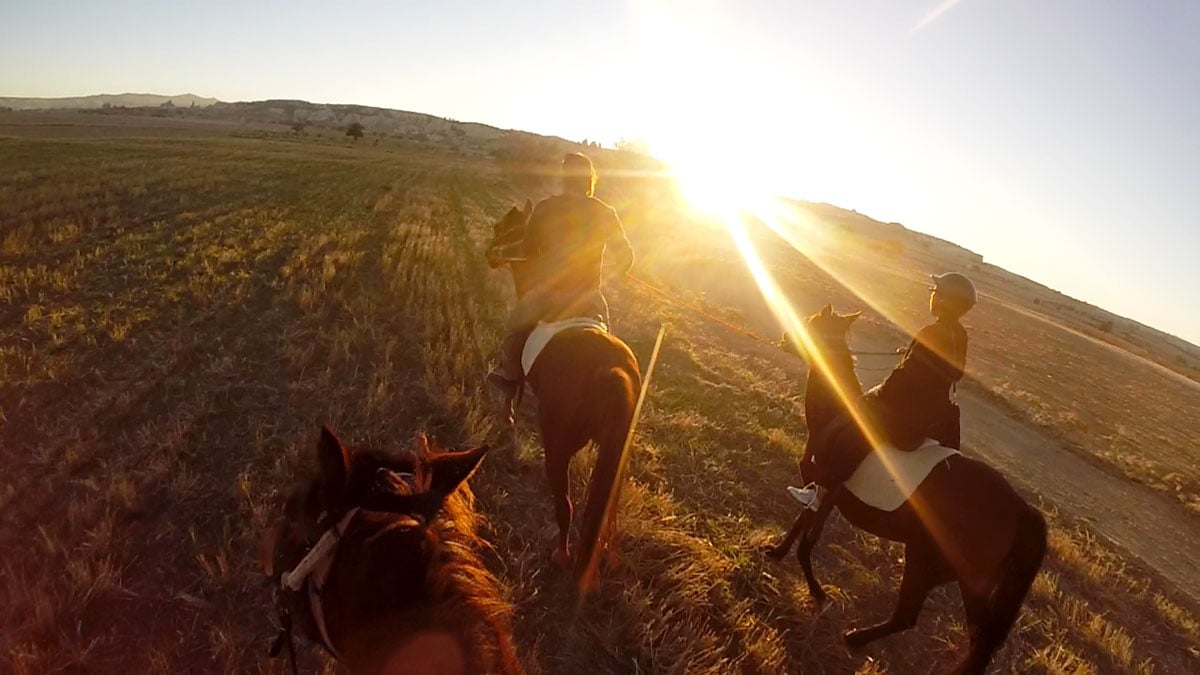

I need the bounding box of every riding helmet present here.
[930,272,977,308]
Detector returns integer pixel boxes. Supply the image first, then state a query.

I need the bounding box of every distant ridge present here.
[0,93,220,110]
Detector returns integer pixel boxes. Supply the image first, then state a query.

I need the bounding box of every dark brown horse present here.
[488,201,642,591]
[261,427,521,674]
[766,307,1046,675]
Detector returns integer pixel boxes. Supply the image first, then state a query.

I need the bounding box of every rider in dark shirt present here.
[788,272,977,508]
[875,278,971,449]
[487,153,634,395]
[523,187,633,321]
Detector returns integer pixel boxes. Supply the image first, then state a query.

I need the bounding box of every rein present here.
[271,507,360,674]
[271,471,418,673]
[627,273,765,343]
[626,273,902,359]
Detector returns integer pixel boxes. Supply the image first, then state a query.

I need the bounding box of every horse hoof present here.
[552,547,572,569]
[810,589,828,607]
[763,543,787,560]
[843,629,870,650]
[600,544,620,570]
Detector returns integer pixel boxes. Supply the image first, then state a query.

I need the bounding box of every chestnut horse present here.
[488,201,642,591]
[261,427,521,674]
[766,307,1046,675]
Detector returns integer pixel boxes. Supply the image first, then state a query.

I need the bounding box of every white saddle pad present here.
[844,439,959,511]
[522,317,608,376]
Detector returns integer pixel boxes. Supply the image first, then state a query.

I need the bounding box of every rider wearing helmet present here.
[789,272,977,507]
[488,153,634,396]
[875,271,974,450]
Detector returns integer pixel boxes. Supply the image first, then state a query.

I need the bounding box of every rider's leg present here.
[498,332,528,382]
[790,425,873,506]
[552,289,607,325]
[490,289,549,389]
[593,290,610,326]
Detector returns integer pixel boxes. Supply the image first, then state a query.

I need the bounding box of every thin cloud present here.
[911,0,965,33]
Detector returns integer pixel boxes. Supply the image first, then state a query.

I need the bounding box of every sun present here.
[653,137,774,220]
[672,158,752,219]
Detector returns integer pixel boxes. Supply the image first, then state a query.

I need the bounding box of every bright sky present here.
[3,0,1198,344]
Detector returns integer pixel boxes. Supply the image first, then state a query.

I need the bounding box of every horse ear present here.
[428,445,490,496]
[820,304,832,317]
[317,426,350,508]
[844,310,863,322]
[522,198,533,217]
[415,432,432,458]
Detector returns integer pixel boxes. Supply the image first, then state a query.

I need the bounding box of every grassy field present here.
[2,116,1198,673]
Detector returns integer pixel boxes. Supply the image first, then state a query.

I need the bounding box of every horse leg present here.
[949,508,1047,675]
[845,542,947,648]
[764,510,808,560]
[542,408,589,570]
[502,394,516,428]
[949,585,992,675]
[600,499,621,570]
[796,497,836,605]
[544,447,574,569]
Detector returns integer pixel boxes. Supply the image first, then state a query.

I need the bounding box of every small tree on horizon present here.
[346,122,364,142]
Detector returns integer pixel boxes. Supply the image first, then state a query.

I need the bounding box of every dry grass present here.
[1,119,1197,673]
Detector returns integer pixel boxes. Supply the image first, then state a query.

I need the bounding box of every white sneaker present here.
[787,484,821,510]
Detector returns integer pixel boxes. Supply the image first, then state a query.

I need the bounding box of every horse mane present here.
[804,336,862,435]
[343,446,520,672]
[406,474,521,674]
[292,443,522,674]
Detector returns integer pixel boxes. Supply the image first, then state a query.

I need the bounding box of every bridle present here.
[270,470,418,674]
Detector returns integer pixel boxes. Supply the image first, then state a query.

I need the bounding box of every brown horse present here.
[261,427,521,674]
[488,201,642,591]
[765,307,1046,675]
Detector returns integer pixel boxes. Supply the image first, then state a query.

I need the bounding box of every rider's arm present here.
[881,324,961,395]
[491,240,526,261]
[902,324,965,388]
[605,207,634,275]
[524,201,551,260]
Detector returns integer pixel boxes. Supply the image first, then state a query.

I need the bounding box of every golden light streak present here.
[748,199,904,331]
[724,216,888,454]
[722,209,958,556]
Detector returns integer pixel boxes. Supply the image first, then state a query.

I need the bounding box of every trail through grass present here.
[1,129,1196,673]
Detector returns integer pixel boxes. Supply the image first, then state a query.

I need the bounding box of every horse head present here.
[488,199,536,297]
[486,199,533,269]
[781,304,862,361]
[797,305,864,436]
[261,427,506,673]
[805,304,861,356]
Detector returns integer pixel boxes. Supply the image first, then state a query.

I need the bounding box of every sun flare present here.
[653,139,775,219]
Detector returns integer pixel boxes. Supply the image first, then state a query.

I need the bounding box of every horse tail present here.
[983,505,1047,653]
[576,364,639,594]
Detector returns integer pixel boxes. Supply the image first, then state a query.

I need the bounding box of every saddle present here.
[805,396,962,512]
[844,440,959,511]
[521,316,608,376]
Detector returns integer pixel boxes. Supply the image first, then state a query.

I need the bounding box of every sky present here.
[2,0,1198,343]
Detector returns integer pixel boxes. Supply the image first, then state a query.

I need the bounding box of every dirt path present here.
[853,362,1200,608]
[959,389,1200,605]
[986,292,1200,392]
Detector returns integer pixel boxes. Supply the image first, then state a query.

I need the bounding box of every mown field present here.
[2,117,1198,674]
